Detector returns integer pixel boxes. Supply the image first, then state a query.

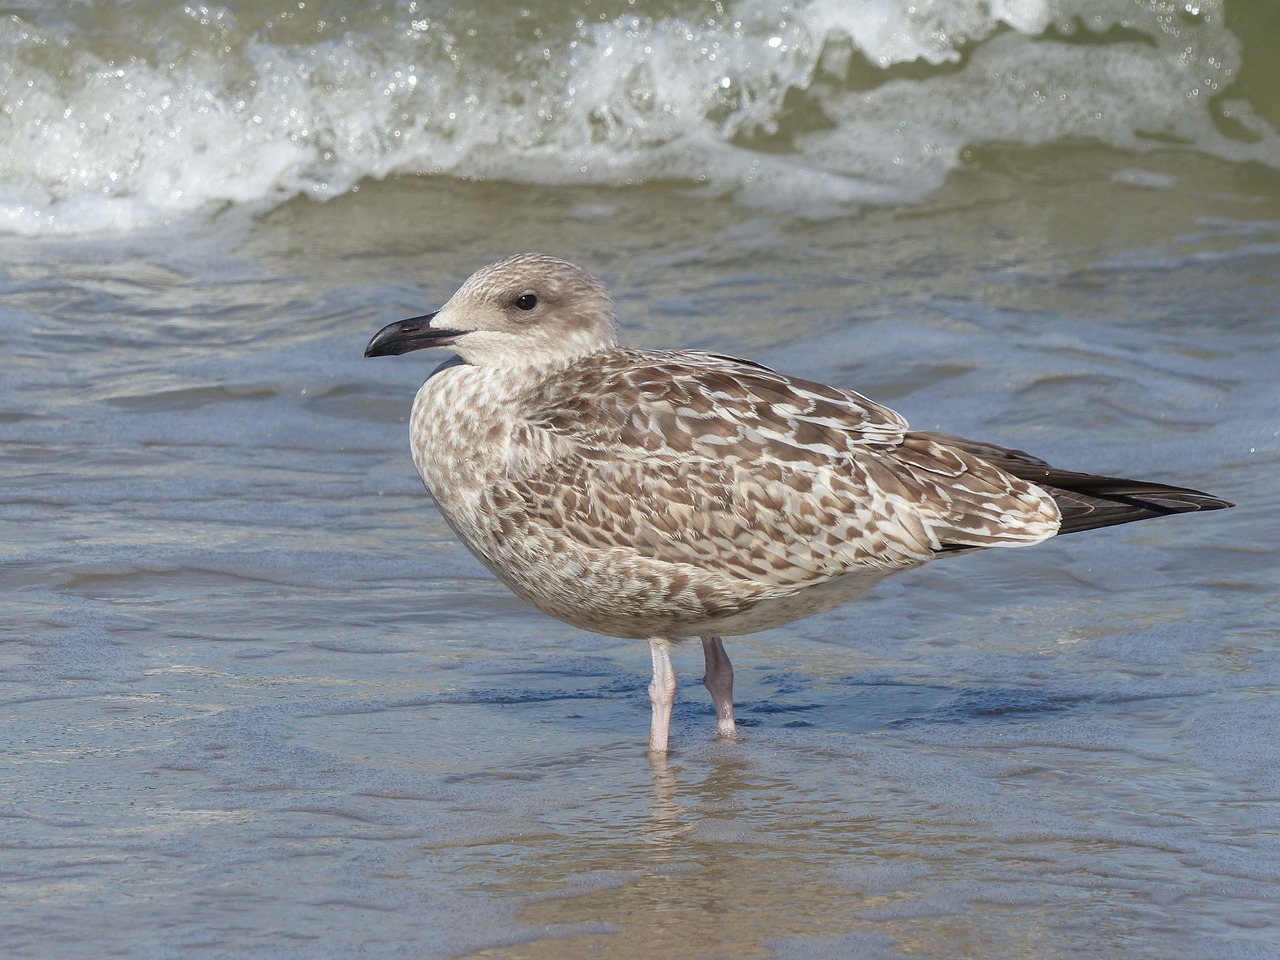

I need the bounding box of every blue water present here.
[2,2,1279,958]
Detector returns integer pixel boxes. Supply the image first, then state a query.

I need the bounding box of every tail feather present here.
[911,431,1234,537]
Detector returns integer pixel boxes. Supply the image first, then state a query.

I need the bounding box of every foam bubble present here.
[0,0,1274,235]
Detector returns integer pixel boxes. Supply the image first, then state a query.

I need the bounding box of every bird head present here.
[365,253,619,368]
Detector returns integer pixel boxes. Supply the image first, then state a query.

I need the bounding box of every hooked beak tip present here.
[365,312,460,357]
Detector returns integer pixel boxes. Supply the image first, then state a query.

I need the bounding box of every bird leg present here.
[647,638,677,754]
[701,635,738,740]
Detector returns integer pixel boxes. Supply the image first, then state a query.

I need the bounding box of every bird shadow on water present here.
[423,647,1113,747]
[697,670,1097,738]
[436,666,1094,741]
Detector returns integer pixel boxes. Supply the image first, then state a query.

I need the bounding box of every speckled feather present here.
[368,253,1232,750]
[404,311,1063,638]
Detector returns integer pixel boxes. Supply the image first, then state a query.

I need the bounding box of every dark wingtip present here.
[1048,478,1234,536]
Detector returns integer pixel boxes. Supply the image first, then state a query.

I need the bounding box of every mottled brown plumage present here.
[366,253,1233,753]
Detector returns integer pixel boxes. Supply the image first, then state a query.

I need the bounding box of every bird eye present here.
[515,293,538,311]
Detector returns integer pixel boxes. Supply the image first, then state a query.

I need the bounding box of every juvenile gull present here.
[365,254,1233,754]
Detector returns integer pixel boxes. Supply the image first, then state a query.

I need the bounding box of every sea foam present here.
[0,0,1273,235]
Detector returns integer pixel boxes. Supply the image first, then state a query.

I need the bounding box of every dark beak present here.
[364,313,466,357]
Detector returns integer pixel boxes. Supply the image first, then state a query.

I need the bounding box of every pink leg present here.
[647,638,676,754]
[701,636,738,740]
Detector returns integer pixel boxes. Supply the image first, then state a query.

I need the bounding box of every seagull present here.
[365,253,1233,754]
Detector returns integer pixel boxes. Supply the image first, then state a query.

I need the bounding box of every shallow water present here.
[3,1,1280,951]
[3,145,1277,958]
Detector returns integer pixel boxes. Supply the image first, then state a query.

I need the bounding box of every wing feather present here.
[499,350,1060,587]
[911,430,1233,534]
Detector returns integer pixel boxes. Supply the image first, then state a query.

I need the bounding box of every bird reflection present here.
[645,750,685,854]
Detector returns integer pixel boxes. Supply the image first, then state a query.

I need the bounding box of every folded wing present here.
[913,431,1234,536]
[499,352,1063,587]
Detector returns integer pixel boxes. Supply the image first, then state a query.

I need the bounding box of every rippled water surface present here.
[3,148,1279,958]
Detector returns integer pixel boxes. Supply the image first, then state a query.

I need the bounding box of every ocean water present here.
[2,1,1279,958]
[4,0,1280,232]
